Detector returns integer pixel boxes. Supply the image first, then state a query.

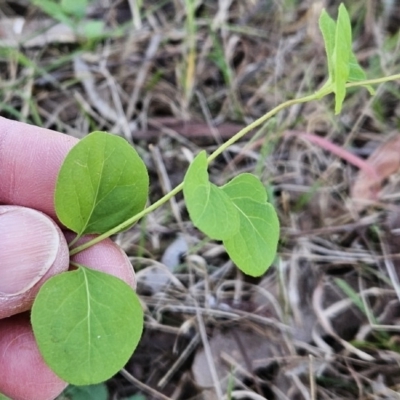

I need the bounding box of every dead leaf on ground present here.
[351,134,400,210]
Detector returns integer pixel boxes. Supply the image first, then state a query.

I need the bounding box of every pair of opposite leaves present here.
[318,3,374,114]
[32,131,278,386]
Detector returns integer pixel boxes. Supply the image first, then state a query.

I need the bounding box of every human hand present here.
[0,118,136,400]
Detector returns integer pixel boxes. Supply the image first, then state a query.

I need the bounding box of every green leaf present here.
[318,4,373,110]
[333,3,352,114]
[0,393,11,400]
[122,396,146,400]
[221,174,280,277]
[348,53,366,82]
[82,20,105,39]
[183,151,240,240]
[61,384,108,400]
[319,9,336,82]
[334,278,366,315]
[61,0,88,18]
[316,9,336,98]
[31,267,143,385]
[183,155,279,276]
[348,54,375,95]
[55,131,149,238]
[32,0,72,26]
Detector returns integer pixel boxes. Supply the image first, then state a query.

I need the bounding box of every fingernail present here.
[0,206,60,295]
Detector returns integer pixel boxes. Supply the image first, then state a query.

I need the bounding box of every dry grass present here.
[2,0,400,399]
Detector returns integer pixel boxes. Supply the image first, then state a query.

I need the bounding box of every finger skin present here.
[0,117,77,219]
[0,206,70,319]
[0,118,137,400]
[0,313,68,400]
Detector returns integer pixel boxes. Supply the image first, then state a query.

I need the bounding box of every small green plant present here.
[30,3,400,387]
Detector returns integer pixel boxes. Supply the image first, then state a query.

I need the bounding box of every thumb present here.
[0,206,70,318]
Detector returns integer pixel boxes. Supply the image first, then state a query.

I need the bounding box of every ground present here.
[1,0,400,399]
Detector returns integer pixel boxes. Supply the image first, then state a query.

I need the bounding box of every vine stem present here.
[69,75,400,256]
[346,74,400,88]
[206,93,316,164]
[69,182,184,255]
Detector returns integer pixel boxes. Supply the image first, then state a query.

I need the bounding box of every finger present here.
[0,313,68,400]
[0,119,136,400]
[0,206,69,319]
[0,117,77,219]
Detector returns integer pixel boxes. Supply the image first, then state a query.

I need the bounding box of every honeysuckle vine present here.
[30,4,400,386]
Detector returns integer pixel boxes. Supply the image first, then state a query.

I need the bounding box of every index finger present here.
[0,117,78,219]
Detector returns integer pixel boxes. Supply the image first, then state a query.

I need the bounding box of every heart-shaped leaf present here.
[222,174,280,276]
[55,131,149,238]
[184,153,279,276]
[31,267,143,385]
[183,151,239,240]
